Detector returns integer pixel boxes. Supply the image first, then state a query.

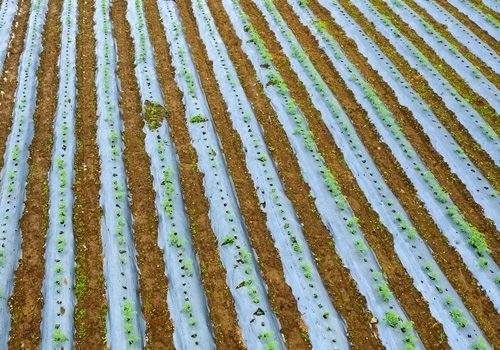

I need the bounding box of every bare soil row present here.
[1,0,498,348]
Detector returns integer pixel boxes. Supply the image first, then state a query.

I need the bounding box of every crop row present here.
[0,0,48,346]
[94,0,145,347]
[39,0,78,346]
[445,0,500,40]
[321,0,500,229]
[381,0,499,114]
[322,0,500,170]
[356,0,500,229]
[191,0,365,347]
[163,1,288,347]
[122,0,220,345]
[147,0,217,347]
[258,0,496,347]
[223,0,433,348]
[410,0,500,74]
[310,0,500,301]
[0,0,18,73]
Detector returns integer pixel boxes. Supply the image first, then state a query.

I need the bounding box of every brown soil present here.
[7,0,63,345]
[328,0,500,262]
[171,1,317,348]
[368,0,500,137]
[110,0,175,347]
[141,1,245,349]
[205,0,391,348]
[0,0,31,173]
[73,0,107,346]
[236,0,452,347]
[432,0,500,56]
[402,0,500,90]
[3,0,499,348]
[306,0,500,346]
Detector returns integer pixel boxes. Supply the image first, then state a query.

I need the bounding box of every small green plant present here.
[383,310,400,327]
[346,216,359,228]
[222,235,236,245]
[189,114,207,123]
[354,239,367,255]
[377,281,393,302]
[53,323,69,345]
[422,261,433,271]
[144,101,164,130]
[399,320,413,333]
[300,262,313,279]
[477,257,488,268]
[182,301,192,314]
[428,271,439,281]
[472,337,488,350]
[372,271,382,281]
[403,335,417,345]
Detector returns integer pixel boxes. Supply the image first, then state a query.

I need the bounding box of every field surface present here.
[0,0,499,348]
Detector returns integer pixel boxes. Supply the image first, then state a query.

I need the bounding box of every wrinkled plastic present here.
[323,0,500,316]
[283,0,493,347]
[446,0,500,40]
[163,1,286,348]
[192,0,357,348]
[382,0,500,113]
[39,0,78,347]
[322,0,500,170]
[412,0,500,74]
[0,0,48,346]
[324,0,500,229]
[124,0,217,347]
[94,0,145,347]
[0,0,18,74]
[241,0,428,347]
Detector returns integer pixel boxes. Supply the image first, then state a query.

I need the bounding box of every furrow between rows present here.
[255,0,493,348]
[223,0,431,348]
[445,0,500,40]
[409,0,500,75]
[381,0,500,113]
[38,0,78,346]
[0,0,49,345]
[94,0,145,346]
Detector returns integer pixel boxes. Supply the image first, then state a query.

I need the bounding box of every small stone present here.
[370,317,378,324]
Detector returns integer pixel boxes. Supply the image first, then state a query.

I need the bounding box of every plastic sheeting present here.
[319,0,500,169]
[144,126,216,349]
[0,0,18,74]
[225,0,426,347]
[381,0,500,113]
[0,0,48,346]
[412,0,500,74]
[241,0,425,347]
[446,0,500,41]
[190,0,355,347]
[124,0,217,347]
[481,0,500,12]
[134,0,217,347]
[318,0,500,316]
[162,1,286,348]
[280,0,493,348]
[94,0,145,347]
[322,0,500,230]
[39,0,78,347]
